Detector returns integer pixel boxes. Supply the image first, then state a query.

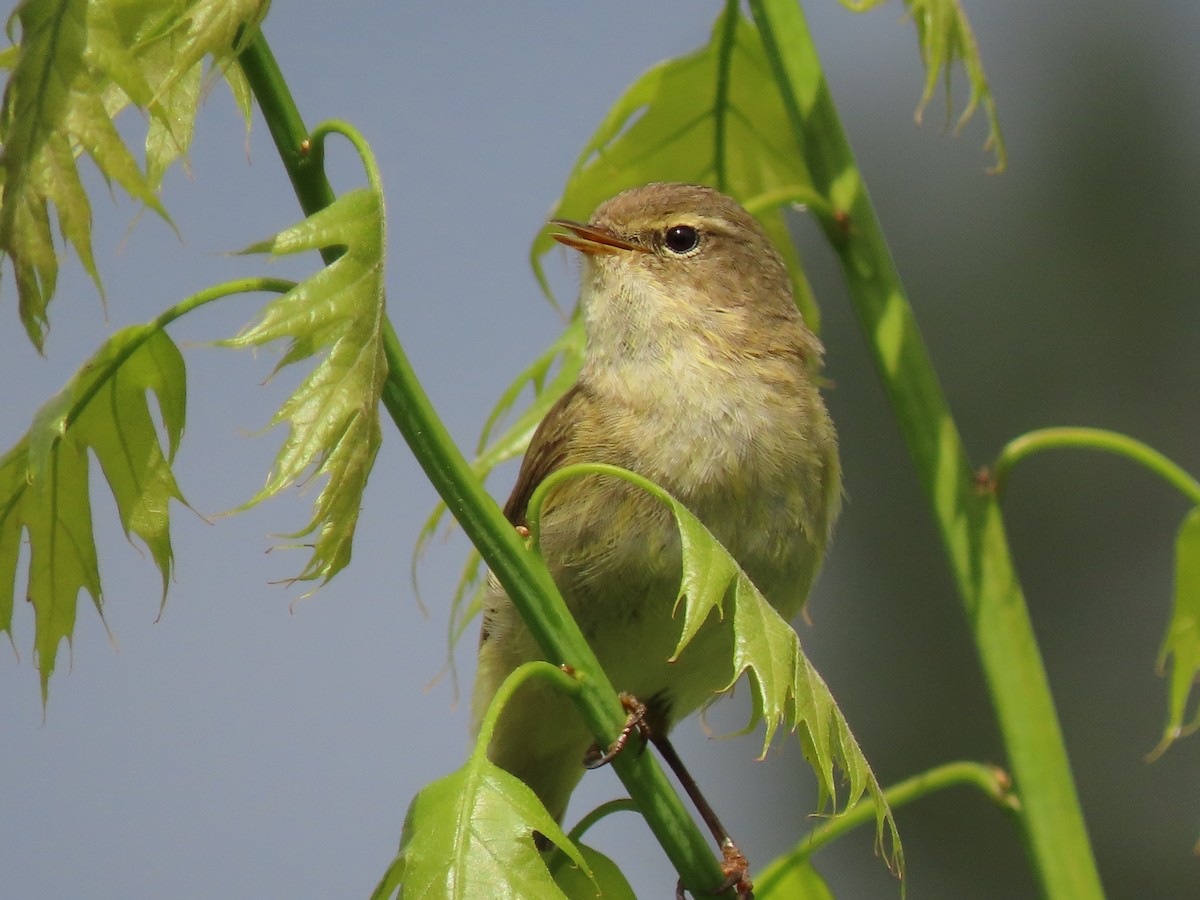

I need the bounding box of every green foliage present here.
[550,844,636,900]
[0,0,267,349]
[373,757,588,900]
[374,663,592,900]
[526,462,903,875]
[841,0,1006,171]
[0,323,186,701]
[225,179,386,586]
[1155,507,1200,756]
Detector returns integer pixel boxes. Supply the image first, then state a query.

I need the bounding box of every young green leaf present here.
[372,757,588,900]
[527,463,903,876]
[0,0,266,348]
[0,324,187,701]
[1153,507,1200,758]
[375,662,591,900]
[841,0,1006,172]
[669,493,900,871]
[225,186,386,586]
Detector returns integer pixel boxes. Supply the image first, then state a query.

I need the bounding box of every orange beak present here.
[549,219,642,255]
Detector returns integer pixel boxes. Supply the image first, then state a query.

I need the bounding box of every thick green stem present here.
[993,427,1200,506]
[747,1,1104,896]
[237,31,731,898]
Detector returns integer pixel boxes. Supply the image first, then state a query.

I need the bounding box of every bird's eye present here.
[663,224,700,255]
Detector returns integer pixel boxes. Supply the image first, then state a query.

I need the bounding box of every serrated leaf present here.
[372,755,588,900]
[534,9,821,330]
[662,491,901,872]
[1152,507,1200,757]
[225,187,386,586]
[0,324,187,701]
[842,0,1006,172]
[0,0,266,347]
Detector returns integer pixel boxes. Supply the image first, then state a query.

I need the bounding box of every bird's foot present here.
[673,841,753,899]
[582,692,648,769]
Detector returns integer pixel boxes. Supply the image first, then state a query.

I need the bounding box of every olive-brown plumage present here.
[471,182,841,822]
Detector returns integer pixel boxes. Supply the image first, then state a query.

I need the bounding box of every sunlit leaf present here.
[668,495,897,867]
[372,752,588,900]
[521,462,901,875]
[225,187,386,586]
[1152,507,1200,758]
[0,324,187,701]
[841,0,1006,172]
[0,0,267,348]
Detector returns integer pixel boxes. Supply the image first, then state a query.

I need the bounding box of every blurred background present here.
[2,1,1199,897]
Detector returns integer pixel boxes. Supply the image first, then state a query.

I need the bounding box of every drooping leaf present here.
[666,495,899,874]
[372,751,588,900]
[224,186,386,586]
[1152,507,1200,758]
[0,323,187,701]
[519,462,901,875]
[841,0,1006,172]
[0,0,267,348]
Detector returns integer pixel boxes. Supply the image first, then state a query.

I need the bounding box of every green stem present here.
[566,798,643,844]
[747,1,1103,896]
[757,761,1018,895]
[993,427,1200,506]
[472,661,582,765]
[712,0,740,193]
[238,30,731,899]
[66,278,294,430]
[238,37,337,227]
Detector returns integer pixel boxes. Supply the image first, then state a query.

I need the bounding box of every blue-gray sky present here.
[3,2,1200,897]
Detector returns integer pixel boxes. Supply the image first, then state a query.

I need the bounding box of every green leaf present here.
[842,0,1006,172]
[0,0,267,348]
[372,752,588,900]
[0,323,187,701]
[225,186,386,586]
[550,843,636,900]
[755,855,834,900]
[1152,507,1200,758]
[528,463,902,876]
[668,497,897,865]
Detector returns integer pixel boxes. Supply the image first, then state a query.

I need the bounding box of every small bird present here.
[470,183,841,886]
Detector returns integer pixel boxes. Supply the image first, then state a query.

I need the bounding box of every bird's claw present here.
[582,693,648,769]
[673,843,753,900]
